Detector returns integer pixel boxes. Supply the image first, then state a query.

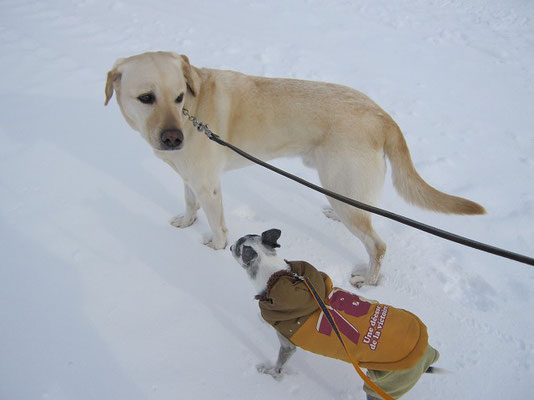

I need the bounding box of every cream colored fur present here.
[105,51,485,286]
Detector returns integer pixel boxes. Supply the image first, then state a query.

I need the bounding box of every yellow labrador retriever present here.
[105,51,484,286]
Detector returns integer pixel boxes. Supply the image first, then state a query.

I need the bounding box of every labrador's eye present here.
[137,93,155,104]
[175,92,184,103]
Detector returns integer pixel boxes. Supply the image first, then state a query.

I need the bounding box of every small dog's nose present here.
[160,129,183,150]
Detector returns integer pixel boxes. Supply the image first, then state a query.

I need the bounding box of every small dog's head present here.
[230,229,282,279]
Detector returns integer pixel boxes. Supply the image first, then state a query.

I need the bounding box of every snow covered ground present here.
[1,0,533,399]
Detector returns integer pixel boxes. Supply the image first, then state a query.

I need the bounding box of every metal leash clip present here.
[182,108,218,140]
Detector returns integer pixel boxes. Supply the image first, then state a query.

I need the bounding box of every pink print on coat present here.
[316,289,372,345]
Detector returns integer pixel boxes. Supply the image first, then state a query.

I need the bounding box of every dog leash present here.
[182,107,534,267]
[293,273,394,400]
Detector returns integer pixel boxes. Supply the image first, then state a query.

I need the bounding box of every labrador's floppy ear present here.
[261,229,281,248]
[180,54,200,96]
[105,58,124,105]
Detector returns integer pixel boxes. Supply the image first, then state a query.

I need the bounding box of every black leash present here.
[182,108,534,267]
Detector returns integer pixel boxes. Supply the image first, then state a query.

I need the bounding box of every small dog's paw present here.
[256,363,283,380]
[170,214,196,228]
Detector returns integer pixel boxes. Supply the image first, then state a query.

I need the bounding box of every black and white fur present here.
[230,229,297,379]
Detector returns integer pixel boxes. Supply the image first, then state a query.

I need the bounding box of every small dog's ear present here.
[242,245,258,265]
[261,229,281,248]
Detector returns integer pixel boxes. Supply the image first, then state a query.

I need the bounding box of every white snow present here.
[1,1,533,399]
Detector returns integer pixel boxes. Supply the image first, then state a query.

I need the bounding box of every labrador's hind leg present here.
[317,147,387,286]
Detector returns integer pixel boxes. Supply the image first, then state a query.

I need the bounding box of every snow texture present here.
[1,0,533,399]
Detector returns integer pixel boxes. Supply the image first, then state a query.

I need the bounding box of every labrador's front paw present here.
[203,235,227,250]
[170,214,196,228]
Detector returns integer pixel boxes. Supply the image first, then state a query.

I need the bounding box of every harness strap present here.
[299,275,395,400]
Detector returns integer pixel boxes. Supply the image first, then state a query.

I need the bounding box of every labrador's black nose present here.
[160,129,183,150]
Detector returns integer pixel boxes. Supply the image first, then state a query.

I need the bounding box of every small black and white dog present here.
[230,229,295,378]
[230,229,439,400]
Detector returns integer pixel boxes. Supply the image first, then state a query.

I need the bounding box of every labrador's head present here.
[105,51,200,151]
